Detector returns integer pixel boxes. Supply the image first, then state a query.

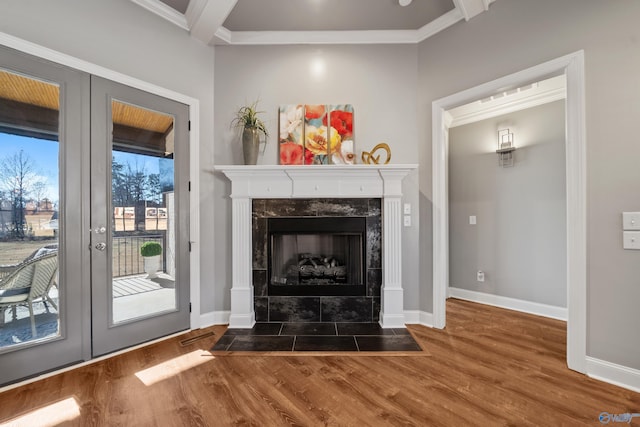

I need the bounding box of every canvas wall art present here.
[278,104,304,164]
[278,104,355,165]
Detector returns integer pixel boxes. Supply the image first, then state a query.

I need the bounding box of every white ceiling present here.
[131,0,495,45]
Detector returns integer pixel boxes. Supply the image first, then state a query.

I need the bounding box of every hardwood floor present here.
[0,299,638,426]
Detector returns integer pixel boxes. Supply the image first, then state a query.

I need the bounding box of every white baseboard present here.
[586,356,640,393]
[448,287,567,321]
[199,310,230,328]
[404,310,434,327]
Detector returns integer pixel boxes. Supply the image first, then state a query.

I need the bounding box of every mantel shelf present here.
[214,164,418,199]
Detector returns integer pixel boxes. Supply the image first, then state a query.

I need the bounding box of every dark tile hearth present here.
[252,198,383,323]
[211,322,423,352]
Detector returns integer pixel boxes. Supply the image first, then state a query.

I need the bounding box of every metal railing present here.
[112,234,165,278]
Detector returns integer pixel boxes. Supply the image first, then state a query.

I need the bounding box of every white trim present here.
[184,0,208,30]
[220,30,421,46]
[190,0,238,46]
[218,10,465,46]
[415,9,465,42]
[447,75,567,128]
[130,0,189,30]
[432,51,587,373]
[403,310,434,327]
[199,310,231,328]
[586,357,640,394]
[0,31,203,331]
[216,165,417,329]
[448,287,568,321]
[129,0,488,45]
[453,0,495,21]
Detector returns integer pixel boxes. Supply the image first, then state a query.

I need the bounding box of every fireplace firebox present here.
[268,217,366,296]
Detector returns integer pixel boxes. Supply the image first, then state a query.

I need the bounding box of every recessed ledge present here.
[214,164,418,199]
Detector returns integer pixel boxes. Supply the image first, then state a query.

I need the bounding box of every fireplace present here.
[253,198,381,323]
[216,164,416,328]
[268,216,366,296]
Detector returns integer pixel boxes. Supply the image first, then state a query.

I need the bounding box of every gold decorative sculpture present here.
[361,143,391,164]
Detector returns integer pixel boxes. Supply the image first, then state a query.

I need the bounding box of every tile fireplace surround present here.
[216,164,418,329]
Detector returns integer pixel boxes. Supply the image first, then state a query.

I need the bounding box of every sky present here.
[0,132,59,201]
[0,132,167,204]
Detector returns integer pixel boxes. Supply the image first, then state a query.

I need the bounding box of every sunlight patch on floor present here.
[135,349,214,386]
[0,396,80,427]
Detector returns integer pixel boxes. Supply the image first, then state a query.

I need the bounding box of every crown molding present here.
[132,0,493,46]
[216,29,422,45]
[447,75,567,128]
[130,0,189,30]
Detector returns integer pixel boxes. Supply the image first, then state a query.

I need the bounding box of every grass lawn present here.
[0,240,55,265]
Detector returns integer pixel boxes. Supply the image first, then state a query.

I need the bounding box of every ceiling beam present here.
[130,0,494,46]
[189,0,238,45]
[453,0,494,21]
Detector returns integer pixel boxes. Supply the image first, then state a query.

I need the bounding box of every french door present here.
[0,47,191,384]
[90,77,190,357]
[0,46,88,385]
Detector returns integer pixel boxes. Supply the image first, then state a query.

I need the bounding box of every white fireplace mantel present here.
[215,164,418,328]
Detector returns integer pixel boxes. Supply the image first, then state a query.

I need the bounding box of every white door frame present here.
[432,51,586,373]
[0,31,202,329]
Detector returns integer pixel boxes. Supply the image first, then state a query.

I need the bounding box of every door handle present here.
[95,242,107,251]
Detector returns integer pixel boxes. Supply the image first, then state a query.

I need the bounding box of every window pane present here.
[0,69,60,351]
[110,99,176,324]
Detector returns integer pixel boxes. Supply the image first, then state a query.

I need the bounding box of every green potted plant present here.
[140,241,162,279]
[231,99,268,165]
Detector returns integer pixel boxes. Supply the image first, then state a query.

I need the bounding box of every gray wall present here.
[418,0,640,369]
[0,0,217,314]
[213,44,421,311]
[448,101,566,307]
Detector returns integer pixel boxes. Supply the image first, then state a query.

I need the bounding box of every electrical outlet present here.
[477,270,485,282]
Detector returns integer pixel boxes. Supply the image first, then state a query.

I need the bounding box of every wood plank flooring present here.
[0,299,638,426]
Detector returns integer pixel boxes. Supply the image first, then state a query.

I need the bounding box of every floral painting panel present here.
[327,104,355,164]
[304,104,332,165]
[279,104,304,165]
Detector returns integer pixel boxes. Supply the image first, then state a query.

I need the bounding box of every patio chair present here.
[0,253,58,337]
[0,243,58,279]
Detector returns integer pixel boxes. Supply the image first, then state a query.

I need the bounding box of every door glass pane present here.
[111,100,176,324]
[0,69,60,351]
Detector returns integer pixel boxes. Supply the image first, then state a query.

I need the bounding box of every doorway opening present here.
[431,51,586,373]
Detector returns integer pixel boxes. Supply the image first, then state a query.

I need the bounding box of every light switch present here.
[404,203,411,215]
[623,212,640,230]
[403,215,411,227]
[623,231,640,249]
[469,215,476,225]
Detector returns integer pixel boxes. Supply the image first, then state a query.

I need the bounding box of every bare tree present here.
[0,150,38,239]
[31,180,48,212]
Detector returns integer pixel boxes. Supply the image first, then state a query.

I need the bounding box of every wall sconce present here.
[496,129,516,167]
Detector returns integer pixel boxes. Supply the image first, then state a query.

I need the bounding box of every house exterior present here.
[0,0,638,391]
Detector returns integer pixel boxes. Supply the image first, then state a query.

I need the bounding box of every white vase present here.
[143,255,161,279]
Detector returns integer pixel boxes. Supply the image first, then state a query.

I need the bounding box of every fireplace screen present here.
[268,217,366,296]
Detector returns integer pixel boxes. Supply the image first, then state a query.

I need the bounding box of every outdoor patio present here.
[0,273,176,348]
